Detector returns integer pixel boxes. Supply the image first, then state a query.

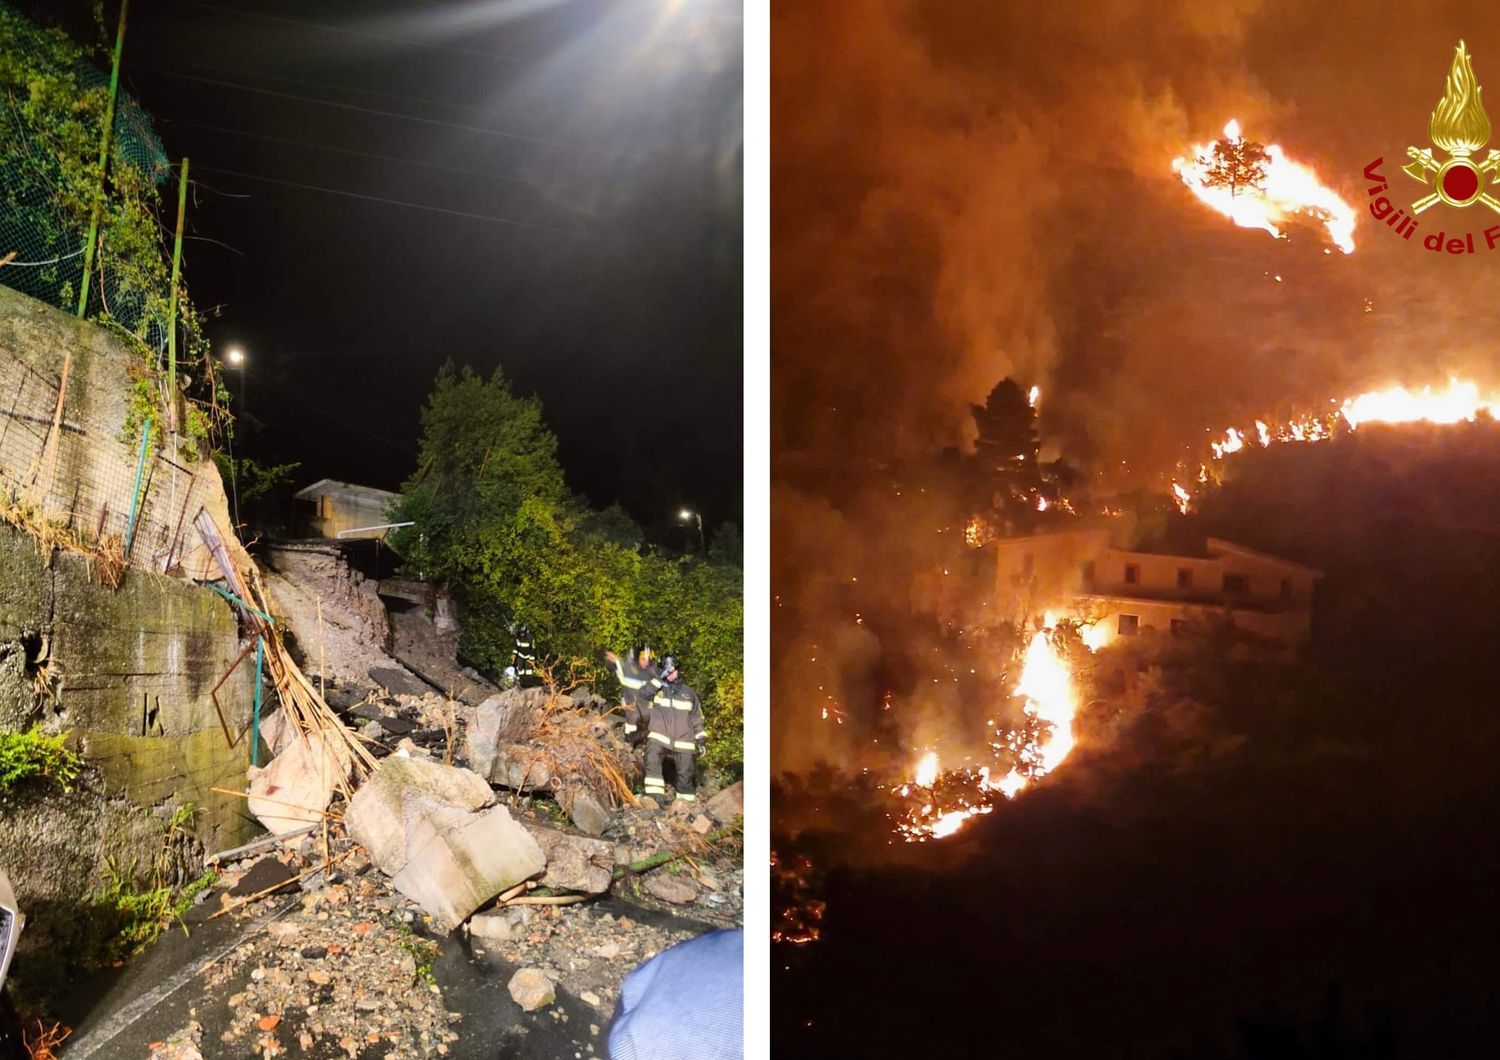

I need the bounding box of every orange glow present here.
[1173,120,1356,254]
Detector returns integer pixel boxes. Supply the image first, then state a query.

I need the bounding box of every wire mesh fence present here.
[0,346,216,577]
[0,1,172,341]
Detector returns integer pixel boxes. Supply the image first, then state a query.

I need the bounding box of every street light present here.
[679,508,705,553]
[225,345,245,367]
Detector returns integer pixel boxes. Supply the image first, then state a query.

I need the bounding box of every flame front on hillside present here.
[1173,379,1500,510]
[1173,120,1357,253]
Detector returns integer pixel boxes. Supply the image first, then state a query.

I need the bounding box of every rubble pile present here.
[187,548,744,1053]
[259,545,393,686]
[199,840,460,1059]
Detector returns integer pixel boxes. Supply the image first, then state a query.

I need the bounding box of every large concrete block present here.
[389,801,545,930]
[346,756,543,929]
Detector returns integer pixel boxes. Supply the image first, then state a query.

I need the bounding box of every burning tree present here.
[967,379,1079,530]
[1200,131,1270,197]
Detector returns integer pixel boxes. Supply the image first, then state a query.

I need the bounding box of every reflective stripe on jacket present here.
[645,680,705,751]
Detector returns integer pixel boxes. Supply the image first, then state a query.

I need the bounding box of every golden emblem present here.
[1403,41,1500,214]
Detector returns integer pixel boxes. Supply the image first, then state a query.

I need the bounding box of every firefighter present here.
[605,646,659,744]
[512,624,540,688]
[641,656,706,803]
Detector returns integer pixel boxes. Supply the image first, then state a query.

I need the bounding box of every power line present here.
[161,116,534,187]
[189,164,563,230]
[132,67,587,153]
[173,1,541,67]
[135,57,521,124]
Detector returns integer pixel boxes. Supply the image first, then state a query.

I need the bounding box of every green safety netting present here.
[0,1,171,340]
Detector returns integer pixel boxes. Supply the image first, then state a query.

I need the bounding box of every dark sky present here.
[45,0,742,542]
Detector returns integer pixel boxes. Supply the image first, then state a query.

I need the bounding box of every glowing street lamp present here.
[225,345,245,367]
[679,508,705,552]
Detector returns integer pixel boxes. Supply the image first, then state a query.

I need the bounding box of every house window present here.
[1170,618,1188,636]
[1223,573,1248,594]
[1124,563,1139,585]
[1176,568,1193,589]
[1118,613,1140,635]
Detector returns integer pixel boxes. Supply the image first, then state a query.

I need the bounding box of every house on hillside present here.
[294,479,403,540]
[986,527,1322,647]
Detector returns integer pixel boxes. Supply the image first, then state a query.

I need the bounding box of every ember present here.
[771,850,825,946]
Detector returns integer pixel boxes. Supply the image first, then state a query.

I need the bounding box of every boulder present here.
[246,733,350,835]
[485,745,554,792]
[704,781,743,824]
[507,967,555,1012]
[465,690,543,778]
[467,911,514,942]
[346,757,544,929]
[565,787,612,836]
[644,874,699,905]
[527,826,615,894]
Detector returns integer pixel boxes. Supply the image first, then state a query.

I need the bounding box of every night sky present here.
[41,0,743,543]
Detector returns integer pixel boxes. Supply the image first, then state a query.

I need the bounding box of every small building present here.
[293,479,403,540]
[986,527,1322,647]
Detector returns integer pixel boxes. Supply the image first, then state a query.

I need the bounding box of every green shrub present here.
[0,726,81,793]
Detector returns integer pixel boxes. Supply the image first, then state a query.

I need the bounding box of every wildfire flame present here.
[1173,120,1356,254]
[890,614,1097,841]
[1172,378,1500,511]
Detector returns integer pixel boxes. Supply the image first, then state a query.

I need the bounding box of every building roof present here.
[293,479,403,503]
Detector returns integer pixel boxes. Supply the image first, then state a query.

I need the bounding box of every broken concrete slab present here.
[343,756,495,874]
[527,827,614,894]
[368,666,431,699]
[644,874,699,905]
[345,757,544,929]
[246,733,350,835]
[388,802,545,930]
[507,967,555,1012]
[705,781,743,824]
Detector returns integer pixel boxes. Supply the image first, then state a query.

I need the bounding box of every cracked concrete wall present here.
[0,524,258,851]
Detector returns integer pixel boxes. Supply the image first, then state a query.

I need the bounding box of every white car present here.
[0,870,18,993]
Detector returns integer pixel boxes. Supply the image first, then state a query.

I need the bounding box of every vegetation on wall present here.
[0,3,227,463]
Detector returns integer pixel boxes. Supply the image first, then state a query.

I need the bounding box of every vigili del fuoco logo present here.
[1364,40,1500,253]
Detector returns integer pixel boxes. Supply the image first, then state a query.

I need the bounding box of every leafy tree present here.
[967,378,1080,531]
[390,364,744,776]
[1202,135,1270,197]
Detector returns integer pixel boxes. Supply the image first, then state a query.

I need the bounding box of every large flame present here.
[1173,120,1356,254]
[891,615,1096,841]
[1172,378,1500,511]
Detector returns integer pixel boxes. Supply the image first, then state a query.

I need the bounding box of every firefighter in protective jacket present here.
[606,646,659,743]
[642,656,706,802]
